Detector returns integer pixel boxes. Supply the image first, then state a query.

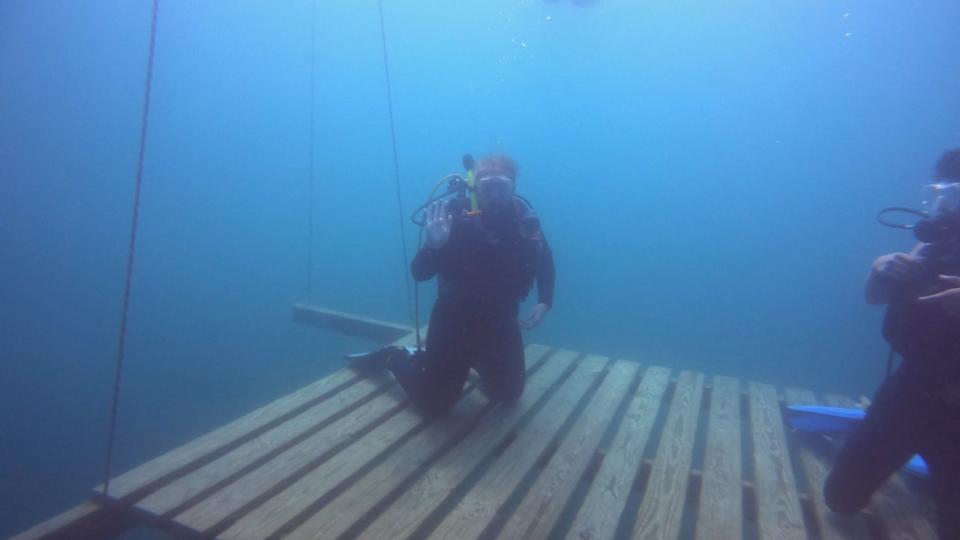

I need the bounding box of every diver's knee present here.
[824,473,868,515]
[824,493,863,515]
[503,384,523,405]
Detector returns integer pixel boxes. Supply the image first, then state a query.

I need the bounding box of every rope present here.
[103,0,160,496]
[376,0,417,344]
[306,0,317,299]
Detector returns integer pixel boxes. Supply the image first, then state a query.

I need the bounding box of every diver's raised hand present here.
[424,200,453,249]
[917,275,960,316]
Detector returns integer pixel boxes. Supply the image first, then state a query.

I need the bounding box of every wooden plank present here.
[695,375,742,540]
[218,347,552,539]
[133,376,390,519]
[748,382,806,540]
[783,388,871,540]
[363,351,603,540]
[293,303,413,343]
[282,346,574,540]
[631,370,705,539]
[498,360,639,539]
[94,367,360,502]
[821,394,852,408]
[8,501,129,540]
[823,394,938,540]
[566,366,671,540]
[219,387,488,539]
[428,355,615,539]
[169,382,408,534]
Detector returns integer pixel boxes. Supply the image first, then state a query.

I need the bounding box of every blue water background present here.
[2,0,959,535]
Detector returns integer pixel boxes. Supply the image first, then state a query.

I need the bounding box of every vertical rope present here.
[103,0,160,496]
[376,0,415,331]
[306,0,317,299]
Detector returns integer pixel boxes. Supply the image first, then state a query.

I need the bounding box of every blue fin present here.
[785,405,929,477]
[786,405,865,435]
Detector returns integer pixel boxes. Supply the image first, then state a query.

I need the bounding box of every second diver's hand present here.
[424,200,453,249]
[916,275,960,317]
[520,302,550,330]
[866,252,926,305]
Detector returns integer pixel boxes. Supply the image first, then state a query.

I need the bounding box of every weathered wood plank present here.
[566,366,671,540]
[748,382,806,540]
[372,352,604,540]
[8,501,129,540]
[498,360,639,539]
[219,347,552,540]
[695,375,742,540]
[219,390,486,539]
[94,368,359,503]
[283,346,574,540]
[823,394,938,540]
[820,394,853,408]
[782,388,871,540]
[428,355,615,539]
[134,376,390,519]
[293,303,413,344]
[22,334,947,540]
[631,370,705,540]
[170,383,408,534]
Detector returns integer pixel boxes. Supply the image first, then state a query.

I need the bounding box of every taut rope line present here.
[103,0,160,496]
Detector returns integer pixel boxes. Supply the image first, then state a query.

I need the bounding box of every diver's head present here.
[877,148,960,242]
[934,148,960,182]
[474,154,517,213]
[912,149,960,244]
[921,149,960,219]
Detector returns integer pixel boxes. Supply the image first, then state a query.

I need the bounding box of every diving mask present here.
[475,175,514,199]
[921,182,960,217]
[877,181,960,245]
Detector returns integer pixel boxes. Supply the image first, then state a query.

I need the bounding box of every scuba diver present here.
[349,154,555,417]
[824,148,960,539]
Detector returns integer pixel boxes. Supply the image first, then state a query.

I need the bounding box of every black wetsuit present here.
[825,243,960,539]
[388,196,555,417]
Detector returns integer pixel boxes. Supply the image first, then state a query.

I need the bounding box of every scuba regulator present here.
[410,153,542,241]
[877,182,960,246]
[411,154,480,226]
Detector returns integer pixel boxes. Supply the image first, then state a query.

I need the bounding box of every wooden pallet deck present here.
[14,305,938,540]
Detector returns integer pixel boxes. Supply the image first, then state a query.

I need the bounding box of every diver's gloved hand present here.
[424,200,453,249]
[520,302,550,330]
[872,252,925,283]
[917,275,960,316]
[867,252,929,305]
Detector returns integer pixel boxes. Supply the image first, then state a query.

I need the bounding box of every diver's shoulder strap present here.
[512,195,544,240]
[513,195,535,211]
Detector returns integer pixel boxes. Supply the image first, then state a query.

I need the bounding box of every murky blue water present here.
[2,0,959,536]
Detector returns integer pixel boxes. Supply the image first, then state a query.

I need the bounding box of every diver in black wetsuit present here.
[825,149,960,539]
[360,154,555,417]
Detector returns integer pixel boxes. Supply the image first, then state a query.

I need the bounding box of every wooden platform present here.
[15,306,939,540]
